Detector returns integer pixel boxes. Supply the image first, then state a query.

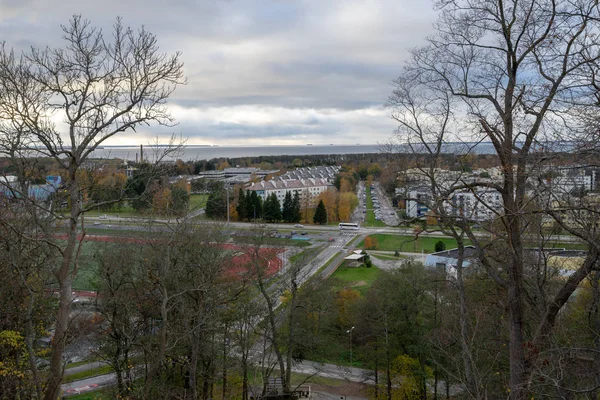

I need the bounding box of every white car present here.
[99,214,108,219]
[294,224,304,228]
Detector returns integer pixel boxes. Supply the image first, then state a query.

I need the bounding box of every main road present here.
[84,213,584,244]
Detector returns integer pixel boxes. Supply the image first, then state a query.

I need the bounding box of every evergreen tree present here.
[313,199,327,225]
[205,188,227,219]
[245,190,254,220]
[282,191,293,223]
[248,191,262,220]
[292,191,301,223]
[236,188,246,221]
[171,186,189,216]
[264,193,282,222]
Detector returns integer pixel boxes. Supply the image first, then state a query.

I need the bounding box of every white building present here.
[278,166,340,183]
[247,178,333,207]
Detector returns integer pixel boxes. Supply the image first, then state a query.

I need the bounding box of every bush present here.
[394,249,400,257]
[434,240,446,252]
[365,257,372,268]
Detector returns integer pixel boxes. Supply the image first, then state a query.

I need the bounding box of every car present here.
[301,232,307,235]
[291,231,297,235]
[329,237,335,242]
[294,224,304,228]
[99,214,108,219]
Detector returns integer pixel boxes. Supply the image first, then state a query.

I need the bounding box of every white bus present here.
[339,222,359,230]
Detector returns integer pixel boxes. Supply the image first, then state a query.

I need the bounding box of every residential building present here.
[246,178,333,207]
[278,166,340,183]
[196,167,279,186]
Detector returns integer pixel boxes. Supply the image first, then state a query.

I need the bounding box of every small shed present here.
[344,252,366,267]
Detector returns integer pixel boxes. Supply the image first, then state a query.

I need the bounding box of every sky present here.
[0,0,438,146]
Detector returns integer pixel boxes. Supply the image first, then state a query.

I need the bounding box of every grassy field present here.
[71,241,102,291]
[364,186,387,228]
[370,253,405,261]
[63,364,114,383]
[359,233,587,253]
[330,265,381,295]
[188,193,208,210]
[359,234,464,253]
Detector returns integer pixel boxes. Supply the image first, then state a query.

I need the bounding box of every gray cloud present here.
[0,0,437,145]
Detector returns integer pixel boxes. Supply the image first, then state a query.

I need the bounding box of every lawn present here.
[188,193,208,210]
[359,233,587,253]
[370,253,405,261]
[364,186,387,228]
[63,364,114,383]
[330,265,381,295]
[359,234,466,253]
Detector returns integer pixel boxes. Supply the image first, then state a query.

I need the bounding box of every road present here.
[85,214,584,245]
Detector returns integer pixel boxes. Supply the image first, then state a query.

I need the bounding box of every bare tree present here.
[389,1,600,398]
[0,15,184,400]
[245,224,319,396]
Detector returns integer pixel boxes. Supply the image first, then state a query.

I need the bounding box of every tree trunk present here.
[506,200,526,400]
[44,176,79,400]
[143,293,169,398]
[222,323,228,400]
[284,279,298,394]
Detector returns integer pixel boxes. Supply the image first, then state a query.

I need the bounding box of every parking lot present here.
[369,182,400,226]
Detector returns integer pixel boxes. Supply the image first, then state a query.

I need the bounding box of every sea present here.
[89,142,505,162]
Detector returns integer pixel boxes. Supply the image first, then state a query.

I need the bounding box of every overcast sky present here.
[0,0,438,146]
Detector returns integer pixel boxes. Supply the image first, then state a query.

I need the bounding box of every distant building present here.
[424,246,478,278]
[0,175,62,202]
[277,166,340,183]
[246,178,333,207]
[196,167,279,186]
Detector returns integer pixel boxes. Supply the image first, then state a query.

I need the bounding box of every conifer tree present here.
[236,188,246,221]
[313,199,327,225]
[282,191,293,223]
[264,193,282,222]
[292,191,301,223]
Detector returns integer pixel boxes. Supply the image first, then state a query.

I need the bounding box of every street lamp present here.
[346,326,355,365]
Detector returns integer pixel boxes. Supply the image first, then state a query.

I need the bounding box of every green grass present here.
[63,364,114,383]
[365,186,387,228]
[188,194,208,210]
[359,233,587,253]
[359,234,467,253]
[330,265,381,295]
[371,253,405,261]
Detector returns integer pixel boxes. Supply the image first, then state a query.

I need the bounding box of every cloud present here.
[0,0,437,145]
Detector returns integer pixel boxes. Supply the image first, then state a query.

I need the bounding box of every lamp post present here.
[253,204,256,221]
[346,326,355,365]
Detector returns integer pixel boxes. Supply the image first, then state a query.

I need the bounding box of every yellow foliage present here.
[152,187,172,214]
[336,288,360,327]
[364,236,379,250]
[317,190,339,222]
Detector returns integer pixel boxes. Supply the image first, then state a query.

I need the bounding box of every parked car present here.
[301,232,307,235]
[99,214,108,219]
[291,231,297,235]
